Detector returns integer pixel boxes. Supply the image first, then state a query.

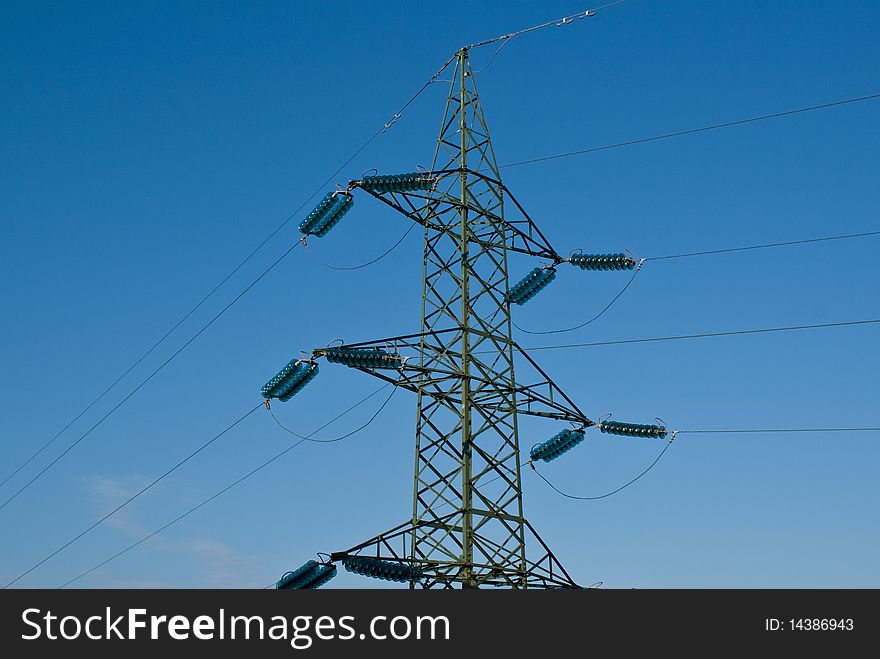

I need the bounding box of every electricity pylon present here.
[320,48,589,588]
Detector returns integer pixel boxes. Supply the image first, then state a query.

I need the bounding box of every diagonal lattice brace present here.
[350,168,562,261]
[328,515,580,589]
[312,331,592,425]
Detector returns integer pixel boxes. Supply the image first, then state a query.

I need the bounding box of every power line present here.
[0,138,383,495]
[2,404,263,589]
[380,54,458,131]
[2,51,450,502]
[496,91,880,170]
[10,383,397,589]
[269,385,397,442]
[646,230,880,261]
[9,16,873,508]
[675,427,880,434]
[512,229,879,335]
[380,2,629,122]
[519,318,880,353]
[24,10,879,588]
[56,384,392,589]
[470,38,514,76]
[302,223,418,271]
[466,0,628,49]
[529,425,880,502]
[513,263,642,335]
[452,2,629,83]
[0,242,299,514]
[530,440,673,501]
[13,42,870,511]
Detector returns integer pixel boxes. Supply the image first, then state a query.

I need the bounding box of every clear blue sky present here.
[1,0,878,588]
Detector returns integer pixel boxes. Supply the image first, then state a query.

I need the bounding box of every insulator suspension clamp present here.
[324,346,405,370]
[299,191,355,238]
[360,172,438,193]
[341,555,422,583]
[529,427,587,463]
[276,560,337,590]
[597,419,667,439]
[568,252,636,271]
[507,266,557,305]
[260,359,319,403]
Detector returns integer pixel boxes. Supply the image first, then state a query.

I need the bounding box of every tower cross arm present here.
[349,168,563,262]
[310,330,592,425]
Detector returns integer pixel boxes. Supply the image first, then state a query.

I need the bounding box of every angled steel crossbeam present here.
[313,331,591,424]
[351,168,562,262]
[328,513,579,589]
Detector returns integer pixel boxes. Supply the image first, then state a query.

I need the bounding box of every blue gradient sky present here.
[1,0,878,588]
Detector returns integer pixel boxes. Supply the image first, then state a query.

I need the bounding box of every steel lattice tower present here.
[317,48,589,588]
[415,47,531,588]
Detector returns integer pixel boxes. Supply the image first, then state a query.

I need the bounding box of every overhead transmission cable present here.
[12,4,878,581]
[302,223,419,271]
[495,91,880,171]
[675,427,880,435]
[12,68,876,503]
[7,4,627,581]
[2,404,264,588]
[300,218,880,276]
[512,318,880,353]
[17,103,875,515]
[0,242,303,514]
[55,383,393,589]
[470,38,514,75]
[644,230,880,262]
[465,0,628,49]
[269,385,397,442]
[0,144,383,494]
[513,260,642,335]
[530,439,673,501]
[530,424,880,503]
[512,229,879,335]
[1,50,457,506]
[8,14,877,498]
[3,383,392,589]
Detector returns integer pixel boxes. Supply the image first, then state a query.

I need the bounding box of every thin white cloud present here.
[187,537,260,588]
[82,475,260,587]
[86,474,153,537]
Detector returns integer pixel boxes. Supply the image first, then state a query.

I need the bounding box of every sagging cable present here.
[56,384,393,589]
[530,436,674,501]
[302,223,418,271]
[513,257,644,335]
[268,383,397,443]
